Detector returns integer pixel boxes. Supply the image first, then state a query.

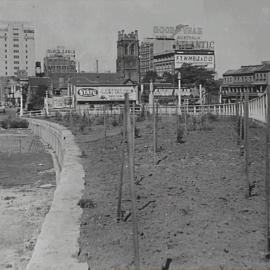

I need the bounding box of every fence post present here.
[266,80,270,257]
[244,92,251,197]
[124,93,140,270]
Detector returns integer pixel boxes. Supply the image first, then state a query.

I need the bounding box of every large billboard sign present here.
[75,86,137,102]
[153,24,214,50]
[175,53,215,69]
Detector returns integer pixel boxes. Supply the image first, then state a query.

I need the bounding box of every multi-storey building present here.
[116,30,139,82]
[140,24,215,78]
[44,45,77,76]
[140,37,174,79]
[221,61,270,103]
[154,49,215,77]
[0,21,35,76]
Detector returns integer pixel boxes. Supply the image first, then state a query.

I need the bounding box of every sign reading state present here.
[76,86,137,102]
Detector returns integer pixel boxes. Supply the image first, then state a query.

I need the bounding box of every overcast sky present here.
[1,0,270,77]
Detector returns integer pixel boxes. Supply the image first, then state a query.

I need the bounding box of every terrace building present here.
[221,61,270,103]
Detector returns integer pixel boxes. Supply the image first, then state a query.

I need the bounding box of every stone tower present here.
[116,30,139,82]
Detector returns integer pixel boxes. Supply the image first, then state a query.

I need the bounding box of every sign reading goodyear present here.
[76,86,137,102]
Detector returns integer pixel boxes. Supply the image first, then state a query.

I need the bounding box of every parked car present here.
[0,103,6,113]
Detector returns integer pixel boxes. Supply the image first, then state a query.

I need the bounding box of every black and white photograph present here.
[0,0,270,269]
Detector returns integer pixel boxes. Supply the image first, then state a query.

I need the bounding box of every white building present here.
[0,21,35,77]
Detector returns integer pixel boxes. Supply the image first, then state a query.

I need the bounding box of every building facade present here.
[221,61,270,103]
[154,49,215,77]
[140,24,215,78]
[140,37,174,79]
[116,30,139,82]
[0,21,35,77]
[44,45,77,76]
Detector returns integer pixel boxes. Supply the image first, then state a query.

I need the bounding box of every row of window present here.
[3,66,28,70]
[3,55,28,59]
[224,73,267,83]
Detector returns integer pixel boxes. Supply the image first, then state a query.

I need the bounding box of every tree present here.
[162,72,174,83]
[28,84,48,110]
[142,71,159,83]
[178,63,216,87]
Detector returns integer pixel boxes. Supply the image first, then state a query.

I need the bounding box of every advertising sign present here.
[154,88,176,96]
[154,88,191,97]
[75,86,137,102]
[153,24,214,50]
[175,54,215,69]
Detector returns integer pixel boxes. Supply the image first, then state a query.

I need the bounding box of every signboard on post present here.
[75,86,137,102]
[154,88,191,97]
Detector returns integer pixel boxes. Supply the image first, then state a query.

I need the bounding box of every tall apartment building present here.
[0,21,35,76]
[44,46,77,76]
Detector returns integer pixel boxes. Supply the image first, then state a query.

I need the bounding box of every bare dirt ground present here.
[71,115,269,270]
[0,129,56,270]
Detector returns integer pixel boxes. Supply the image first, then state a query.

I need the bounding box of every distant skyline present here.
[1,0,270,77]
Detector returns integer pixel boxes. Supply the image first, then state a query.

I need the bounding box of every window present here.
[14,55,19,59]
[13,32,19,36]
[25,50,28,53]
[13,44,19,47]
[26,61,28,64]
[5,66,7,70]
[5,44,7,47]
[14,61,19,64]
[13,38,19,42]
[5,49,7,53]
[5,72,7,75]
[13,50,19,53]
[5,55,7,58]
[26,67,28,70]
[5,61,7,64]
[26,55,28,59]
[14,66,19,70]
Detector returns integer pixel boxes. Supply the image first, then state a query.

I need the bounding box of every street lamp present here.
[178,71,181,115]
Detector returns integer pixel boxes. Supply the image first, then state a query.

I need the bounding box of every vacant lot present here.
[0,129,55,270]
[67,114,268,270]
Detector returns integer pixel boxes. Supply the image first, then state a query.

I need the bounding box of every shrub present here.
[135,126,141,138]
[1,118,29,129]
[111,119,119,127]
[176,125,185,143]
[206,113,218,121]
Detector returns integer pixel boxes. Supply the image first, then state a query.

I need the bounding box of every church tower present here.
[116,30,139,82]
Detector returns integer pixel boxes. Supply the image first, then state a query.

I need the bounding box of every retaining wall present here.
[26,119,88,270]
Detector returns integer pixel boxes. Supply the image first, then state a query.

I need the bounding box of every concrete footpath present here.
[26,119,88,270]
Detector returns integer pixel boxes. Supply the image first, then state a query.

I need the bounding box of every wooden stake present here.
[235,96,240,145]
[103,104,106,149]
[125,94,140,270]
[117,109,126,222]
[244,91,250,197]
[265,84,270,255]
[153,99,157,154]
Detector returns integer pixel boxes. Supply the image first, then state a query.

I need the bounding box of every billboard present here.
[153,24,214,50]
[154,88,191,97]
[175,54,215,69]
[75,86,137,102]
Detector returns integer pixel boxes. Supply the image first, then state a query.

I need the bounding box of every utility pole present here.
[178,71,181,115]
[20,85,23,117]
